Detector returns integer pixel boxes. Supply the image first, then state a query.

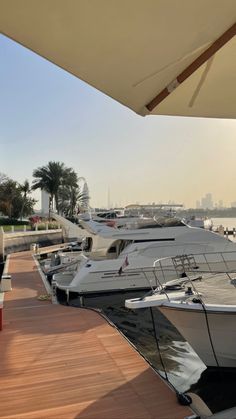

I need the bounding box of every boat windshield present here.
[107,239,133,257]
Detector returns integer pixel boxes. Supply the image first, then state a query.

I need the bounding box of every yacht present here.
[54,218,236,296]
[41,250,84,279]
[78,209,154,229]
[125,252,236,368]
[184,215,213,230]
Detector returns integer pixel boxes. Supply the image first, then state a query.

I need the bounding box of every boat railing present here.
[153,250,236,273]
[127,250,236,296]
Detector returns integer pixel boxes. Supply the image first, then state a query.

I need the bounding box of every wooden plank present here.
[0,252,193,418]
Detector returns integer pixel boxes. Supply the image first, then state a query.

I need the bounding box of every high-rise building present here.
[201,193,213,209]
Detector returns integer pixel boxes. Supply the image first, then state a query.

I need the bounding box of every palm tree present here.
[32,161,66,213]
[58,184,89,217]
[61,169,78,216]
[32,161,79,214]
[19,180,31,220]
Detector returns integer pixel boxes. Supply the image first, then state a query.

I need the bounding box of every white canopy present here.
[0,0,236,118]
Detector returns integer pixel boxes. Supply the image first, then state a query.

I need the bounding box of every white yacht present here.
[54,218,236,296]
[125,252,236,368]
[184,216,213,230]
[78,209,154,229]
[41,250,84,277]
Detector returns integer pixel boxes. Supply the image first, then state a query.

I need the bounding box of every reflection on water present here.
[62,290,236,414]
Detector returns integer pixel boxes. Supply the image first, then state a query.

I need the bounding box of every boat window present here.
[107,246,117,253]
[119,240,133,254]
[107,239,133,256]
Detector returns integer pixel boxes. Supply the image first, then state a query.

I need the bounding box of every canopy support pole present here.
[146,22,236,112]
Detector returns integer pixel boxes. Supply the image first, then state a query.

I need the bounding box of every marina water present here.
[212,217,236,231]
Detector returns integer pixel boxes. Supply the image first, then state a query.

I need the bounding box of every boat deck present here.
[186,272,236,305]
[0,251,192,418]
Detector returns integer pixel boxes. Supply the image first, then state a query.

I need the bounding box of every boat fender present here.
[176,392,192,406]
[192,298,202,304]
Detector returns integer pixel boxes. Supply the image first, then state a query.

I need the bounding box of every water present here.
[63,290,236,414]
[212,217,236,230]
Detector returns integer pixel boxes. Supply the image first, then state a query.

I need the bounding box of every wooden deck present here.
[0,251,193,418]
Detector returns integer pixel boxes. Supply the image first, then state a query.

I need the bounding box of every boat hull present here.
[56,270,158,294]
[159,305,236,368]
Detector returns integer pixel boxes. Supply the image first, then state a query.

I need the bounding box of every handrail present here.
[128,251,236,294]
[87,252,236,290]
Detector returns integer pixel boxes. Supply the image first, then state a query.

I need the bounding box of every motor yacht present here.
[125,252,236,368]
[78,209,154,229]
[41,250,84,279]
[54,218,236,297]
[184,215,213,230]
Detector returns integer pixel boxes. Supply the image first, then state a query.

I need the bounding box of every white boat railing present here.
[119,251,236,296]
[153,250,236,274]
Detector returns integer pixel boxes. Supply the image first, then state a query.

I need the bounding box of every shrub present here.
[0,218,29,226]
[37,223,46,230]
[48,223,59,229]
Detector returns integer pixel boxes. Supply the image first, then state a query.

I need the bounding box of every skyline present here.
[1,35,236,209]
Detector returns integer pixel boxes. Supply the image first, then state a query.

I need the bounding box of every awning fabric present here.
[0,0,236,118]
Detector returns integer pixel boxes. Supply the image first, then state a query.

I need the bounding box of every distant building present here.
[196,200,201,209]
[231,201,236,208]
[201,193,213,209]
[41,190,50,215]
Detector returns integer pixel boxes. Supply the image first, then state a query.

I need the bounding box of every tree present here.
[19,180,31,220]
[32,161,80,214]
[0,180,19,218]
[58,168,78,217]
[57,171,90,217]
[32,161,67,213]
[0,179,35,219]
[0,172,8,185]
[58,184,89,217]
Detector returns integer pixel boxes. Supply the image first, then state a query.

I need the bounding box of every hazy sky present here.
[1,34,236,209]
